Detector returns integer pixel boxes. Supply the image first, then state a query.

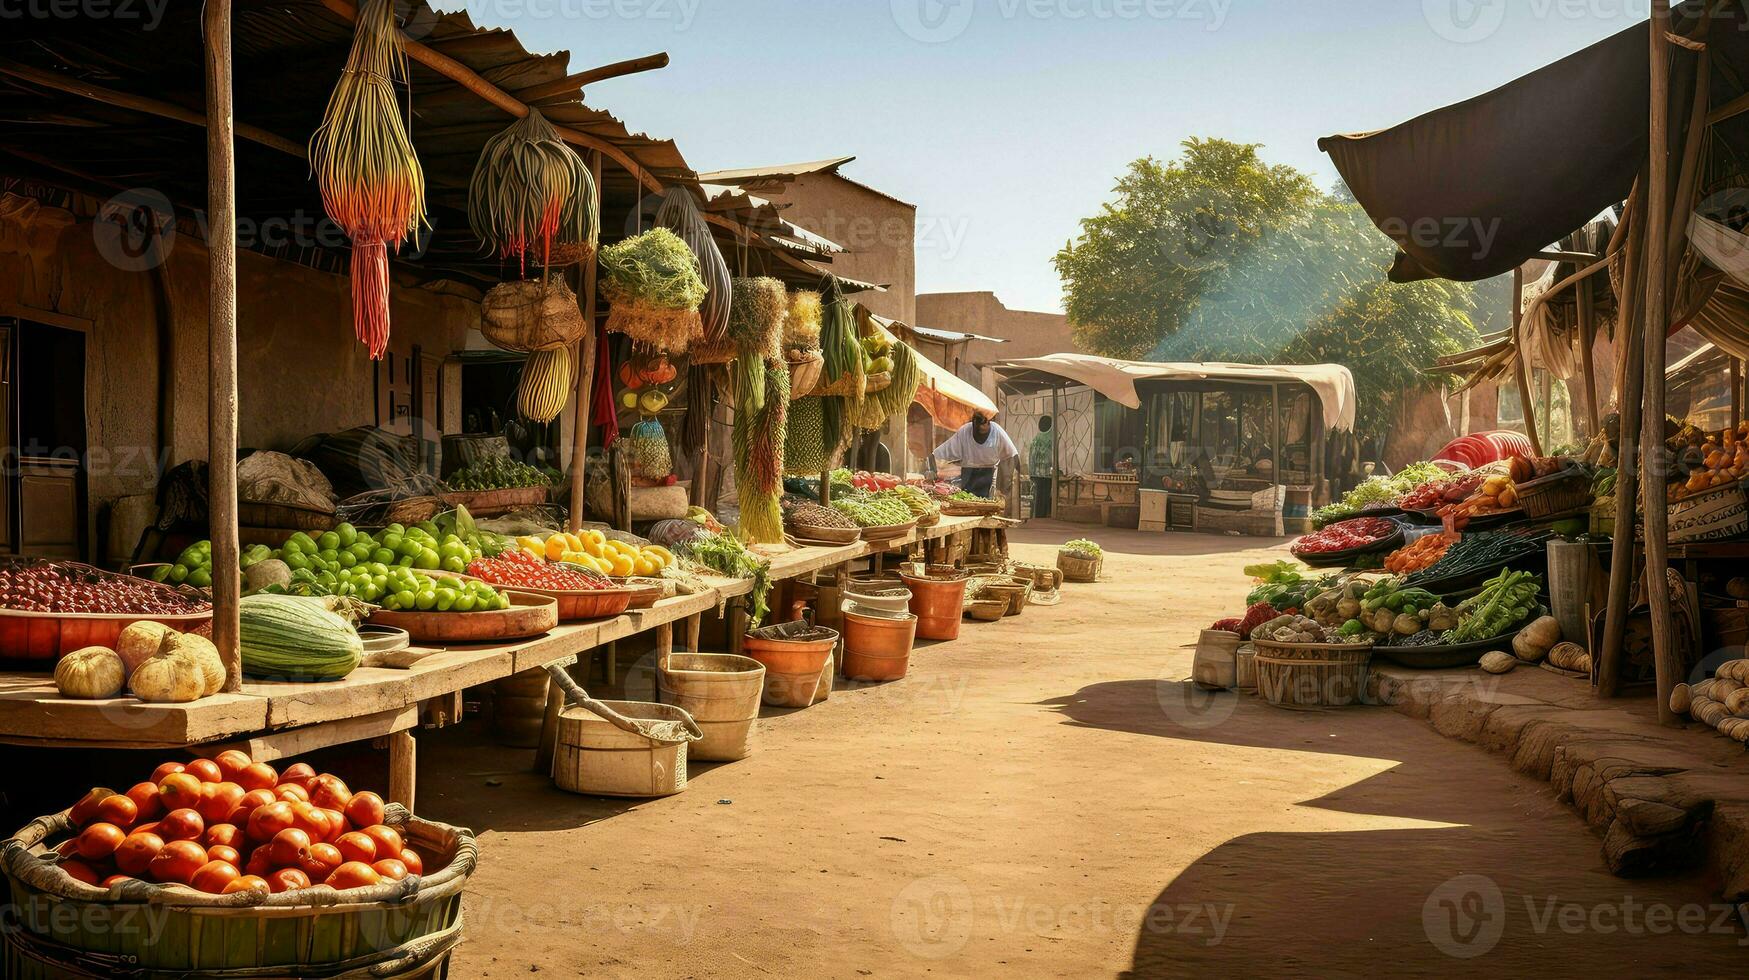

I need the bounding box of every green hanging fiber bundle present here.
[735,351,766,417]
[735,359,790,544]
[818,285,865,397]
[875,341,923,419]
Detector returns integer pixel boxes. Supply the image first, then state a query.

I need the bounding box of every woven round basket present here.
[604,289,704,354]
[1252,640,1372,709]
[687,335,739,365]
[786,350,825,397]
[813,371,891,399]
[1057,551,1101,583]
[481,275,587,353]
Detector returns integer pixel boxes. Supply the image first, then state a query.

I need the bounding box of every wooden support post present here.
[1733,360,1743,432]
[1050,384,1063,522]
[685,613,701,653]
[1577,278,1601,437]
[656,621,673,668]
[533,674,563,775]
[604,640,619,688]
[1599,179,1647,698]
[1511,266,1544,456]
[388,729,416,810]
[204,0,242,693]
[819,468,831,506]
[567,152,602,534]
[727,598,748,656]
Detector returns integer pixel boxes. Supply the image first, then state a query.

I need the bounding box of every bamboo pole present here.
[203,0,241,693]
[1733,359,1742,431]
[1511,266,1544,455]
[566,152,603,535]
[1599,179,1647,699]
[1639,0,1673,717]
[515,53,671,103]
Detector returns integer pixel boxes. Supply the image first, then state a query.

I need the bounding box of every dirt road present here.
[424,522,1747,978]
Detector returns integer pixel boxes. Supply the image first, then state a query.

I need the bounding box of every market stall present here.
[994,354,1358,533]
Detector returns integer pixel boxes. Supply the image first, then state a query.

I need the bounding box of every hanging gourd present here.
[310,0,428,360]
[468,108,599,276]
[517,344,574,423]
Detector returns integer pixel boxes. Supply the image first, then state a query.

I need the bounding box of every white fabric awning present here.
[994,353,1358,431]
[861,308,999,428]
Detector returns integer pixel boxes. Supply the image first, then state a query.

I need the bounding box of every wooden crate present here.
[1194,506,1284,537]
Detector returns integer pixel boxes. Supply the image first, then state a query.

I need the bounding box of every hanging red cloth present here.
[591,323,618,447]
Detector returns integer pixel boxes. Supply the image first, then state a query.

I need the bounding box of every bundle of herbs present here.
[601,228,707,353]
[654,187,730,343]
[734,360,790,544]
[309,0,427,360]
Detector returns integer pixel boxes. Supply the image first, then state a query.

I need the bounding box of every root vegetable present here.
[1546,642,1592,673]
[1726,689,1749,717]
[1480,651,1517,674]
[1514,616,1561,660]
[1393,613,1423,636]
[1670,683,1693,715]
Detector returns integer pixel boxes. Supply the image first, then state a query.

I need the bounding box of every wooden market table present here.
[0,515,1002,808]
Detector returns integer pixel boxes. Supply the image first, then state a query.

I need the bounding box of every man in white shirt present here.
[929,413,1019,498]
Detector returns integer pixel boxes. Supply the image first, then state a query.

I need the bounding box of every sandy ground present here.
[411,522,1749,978]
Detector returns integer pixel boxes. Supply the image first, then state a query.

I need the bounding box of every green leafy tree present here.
[1055,139,1479,437]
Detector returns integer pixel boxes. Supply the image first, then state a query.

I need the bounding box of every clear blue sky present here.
[453,0,1644,317]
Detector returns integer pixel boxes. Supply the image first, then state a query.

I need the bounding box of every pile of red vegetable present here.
[1291,517,1396,556]
[1211,602,1281,640]
[55,751,426,896]
[851,471,903,492]
[0,559,211,615]
[466,551,611,591]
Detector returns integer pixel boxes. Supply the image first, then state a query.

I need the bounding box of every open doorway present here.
[2,316,89,559]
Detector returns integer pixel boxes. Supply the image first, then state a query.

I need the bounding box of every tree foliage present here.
[1054,138,1480,436]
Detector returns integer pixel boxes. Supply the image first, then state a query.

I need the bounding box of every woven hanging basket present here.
[786,350,825,398]
[813,370,890,399]
[687,335,739,365]
[542,240,595,268]
[604,289,704,354]
[481,274,587,353]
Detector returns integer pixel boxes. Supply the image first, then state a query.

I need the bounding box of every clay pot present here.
[900,573,970,642]
[743,629,838,708]
[842,608,917,682]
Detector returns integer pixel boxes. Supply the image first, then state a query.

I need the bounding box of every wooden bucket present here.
[1253,641,1373,708]
[1057,551,1102,583]
[553,700,693,797]
[491,668,551,748]
[657,653,766,762]
[1193,630,1241,691]
[1668,482,1749,543]
[1,805,472,979]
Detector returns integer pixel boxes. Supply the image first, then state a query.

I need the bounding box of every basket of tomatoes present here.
[1290,517,1404,568]
[1,751,475,979]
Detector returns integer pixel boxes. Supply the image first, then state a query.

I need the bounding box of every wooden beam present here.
[1599,178,1647,699]
[1576,275,1601,437]
[0,58,308,159]
[204,0,242,694]
[1708,89,1749,125]
[516,53,670,103]
[1510,266,1544,455]
[1532,250,1600,263]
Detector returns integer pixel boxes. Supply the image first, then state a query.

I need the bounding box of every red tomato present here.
[114,833,164,876]
[321,809,349,843]
[125,782,164,822]
[397,848,423,876]
[60,859,102,886]
[68,787,116,827]
[265,828,312,868]
[235,788,277,818]
[334,832,377,865]
[268,868,310,894]
[202,823,243,850]
[184,759,224,784]
[237,763,278,793]
[360,825,402,858]
[300,843,342,880]
[157,773,203,812]
[148,840,208,884]
[343,792,385,830]
[99,874,134,889]
[243,846,276,878]
[279,762,317,788]
[206,845,241,867]
[157,809,204,843]
[371,858,408,881]
[325,862,381,890]
[247,802,297,843]
[190,860,241,894]
[308,775,351,811]
[149,762,186,783]
[95,794,139,830]
[197,783,246,825]
[289,803,330,840]
[275,784,310,804]
[76,823,127,861]
[128,821,159,839]
[224,875,271,896]
[213,750,253,781]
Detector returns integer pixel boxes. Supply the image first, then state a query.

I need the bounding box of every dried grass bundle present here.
[468,108,598,277]
[309,0,427,360]
[728,277,788,363]
[786,290,822,350]
[735,359,790,544]
[601,228,707,353]
[655,188,730,342]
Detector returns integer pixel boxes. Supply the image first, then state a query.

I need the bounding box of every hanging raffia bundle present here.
[310,0,427,360]
[467,108,598,277]
[735,360,790,544]
[785,290,823,351]
[728,277,788,363]
[601,228,707,353]
[655,188,730,343]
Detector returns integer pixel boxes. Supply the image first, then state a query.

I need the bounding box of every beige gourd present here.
[54,646,127,699]
[1480,651,1517,675]
[516,344,574,423]
[123,628,225,703]
[115,621,175,675]
[1512,616,1561,662]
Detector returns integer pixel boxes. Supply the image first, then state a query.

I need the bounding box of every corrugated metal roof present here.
[698,157,856,184]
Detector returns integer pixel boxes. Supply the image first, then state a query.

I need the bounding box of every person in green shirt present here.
[1028,415,1055,518]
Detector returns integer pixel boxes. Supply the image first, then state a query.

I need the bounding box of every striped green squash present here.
[239,594,363,681]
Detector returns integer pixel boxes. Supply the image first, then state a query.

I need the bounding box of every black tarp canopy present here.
[1319,1,1746,284]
